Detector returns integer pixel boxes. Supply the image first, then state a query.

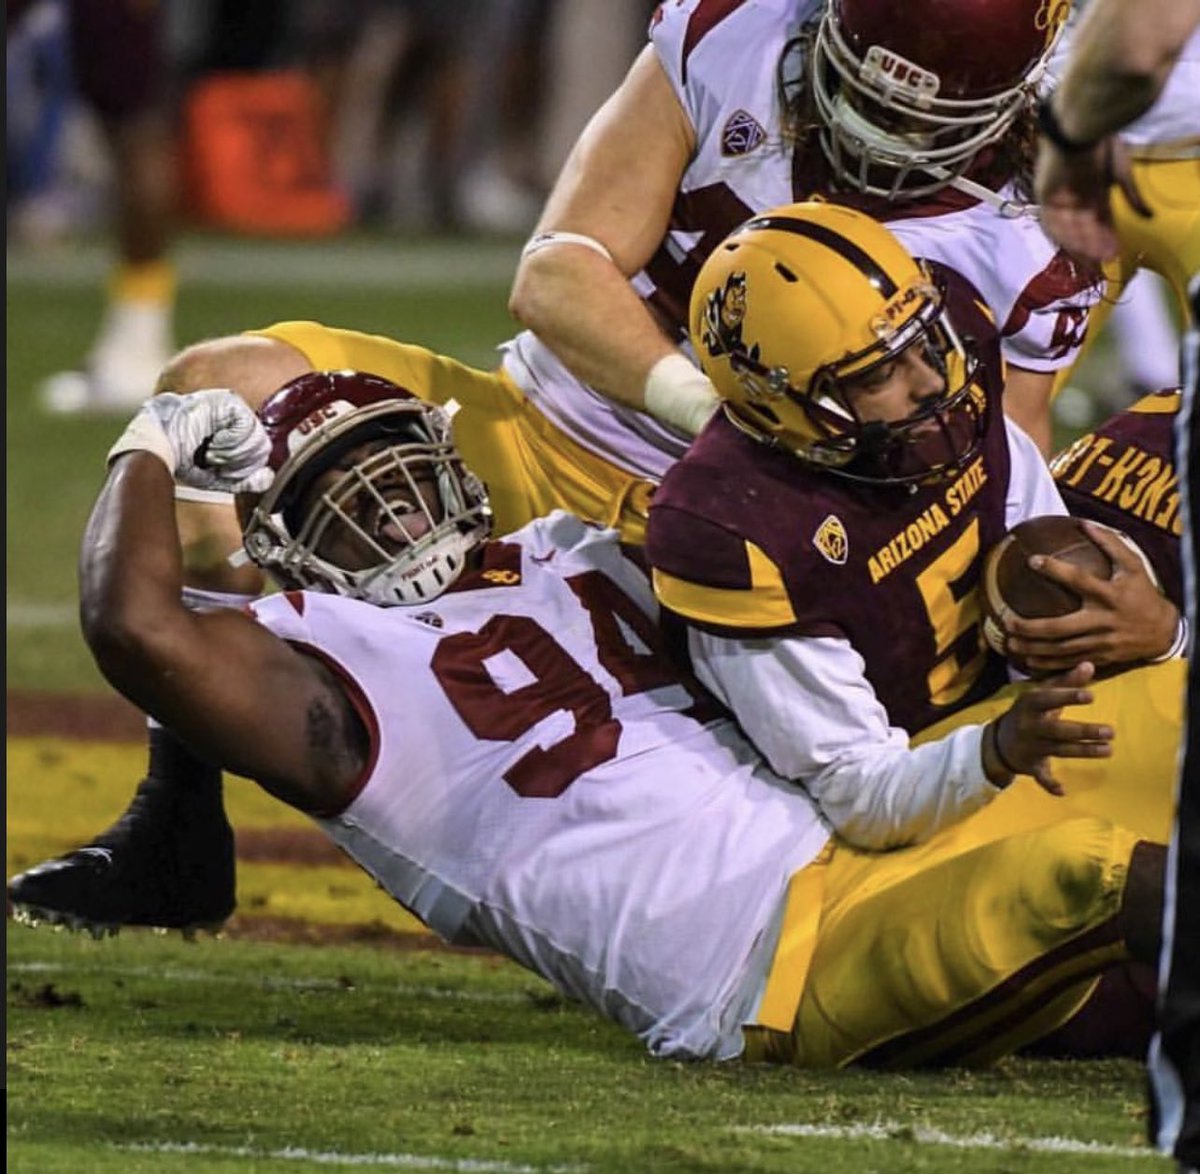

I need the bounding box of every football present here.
[981,515,1113,672]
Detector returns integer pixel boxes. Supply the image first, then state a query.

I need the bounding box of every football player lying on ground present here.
[60,369,1167,1067]
[7,318,664,935]
[6,307,1187,935]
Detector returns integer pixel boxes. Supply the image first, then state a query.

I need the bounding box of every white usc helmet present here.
[811,0,1069,198]
[241,370,492,605]
[689,201,985,485]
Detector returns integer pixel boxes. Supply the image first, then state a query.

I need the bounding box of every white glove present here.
[108,390,275,494]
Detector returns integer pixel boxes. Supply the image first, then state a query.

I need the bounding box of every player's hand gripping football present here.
[108,390,274,494]
[1001,521,1180,672]
[982,662,1112,794]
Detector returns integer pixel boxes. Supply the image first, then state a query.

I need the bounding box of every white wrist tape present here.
[181,585,257,613]
[1149,612,1189,662]
[174,485,235,504]
[521,231,614,264]
[643,353,720,438]
[107,408,175,471]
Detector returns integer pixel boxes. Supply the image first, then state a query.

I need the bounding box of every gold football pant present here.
[255,321,656,543]
[745,660,1181,1067]
[746,817,1137,1067]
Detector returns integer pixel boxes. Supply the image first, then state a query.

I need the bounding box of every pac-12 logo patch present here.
[813,515,848,565]
[721,110,766,156]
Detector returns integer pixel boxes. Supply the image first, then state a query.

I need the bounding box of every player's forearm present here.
[509,244,683,411]
[689,630,1001,849]
[80,453,190,704]
[1051,0,1200,143]
[805,728,998,850]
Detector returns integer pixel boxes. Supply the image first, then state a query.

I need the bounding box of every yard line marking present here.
[114,1141,585,1172]
[7,601,78,629]
[8,959,534,1003]
[742,1121,1158,1160]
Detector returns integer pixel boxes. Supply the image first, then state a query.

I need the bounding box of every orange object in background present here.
[183,72,350,237]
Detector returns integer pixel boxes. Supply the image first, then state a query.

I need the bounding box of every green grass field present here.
[6,231,1170,1172]
[6,927,1162,1173]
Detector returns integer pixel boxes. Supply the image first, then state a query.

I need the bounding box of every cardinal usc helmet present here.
[811,0,1069,198]
[690,201,984,485]
[241,370,491,605]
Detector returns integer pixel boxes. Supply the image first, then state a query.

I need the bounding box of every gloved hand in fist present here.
[108,390,274,494]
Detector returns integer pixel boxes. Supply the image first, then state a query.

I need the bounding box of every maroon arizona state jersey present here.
[1051,388,1184,610]
[647,299,1012,736]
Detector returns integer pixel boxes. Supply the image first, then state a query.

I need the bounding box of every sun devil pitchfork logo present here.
[700,271,778,402]
[701,271,752,363]
[721,109,766,156]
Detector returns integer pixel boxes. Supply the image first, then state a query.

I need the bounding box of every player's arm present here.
[688,628,1003,848]
[689,630,1111,847]
[80,446,366,817]
[507,47,715,436]
[1000,366,1057,456]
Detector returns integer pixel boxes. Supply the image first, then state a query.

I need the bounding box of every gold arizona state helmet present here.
[689,201,985,484]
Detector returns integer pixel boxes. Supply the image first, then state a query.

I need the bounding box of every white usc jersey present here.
[249,513,831,1060]
[501,0,1099,481]
[1118,27,1200,147]
[1050,14,1200,147]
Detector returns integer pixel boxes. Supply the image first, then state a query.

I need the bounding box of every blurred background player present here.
[1042,0,1196,434]
[8,0,180,414]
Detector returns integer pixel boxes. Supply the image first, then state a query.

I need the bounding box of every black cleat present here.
[8,772,236,938]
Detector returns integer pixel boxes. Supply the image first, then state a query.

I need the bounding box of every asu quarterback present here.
[646,202,1184,852]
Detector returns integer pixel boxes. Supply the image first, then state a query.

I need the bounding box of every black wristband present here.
[988,721,1023,782]
[1036,96,1101,155]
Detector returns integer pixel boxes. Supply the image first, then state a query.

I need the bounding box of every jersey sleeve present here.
[1003,416,1068,529]
[647,503,810,637]
[649,0,760,134]
[688,628,1000,849]
[648,0,702,126]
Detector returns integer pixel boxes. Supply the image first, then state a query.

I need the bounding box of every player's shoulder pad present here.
[651,0,786,85]
[1128,387,1182,415]
[646,503,798,635]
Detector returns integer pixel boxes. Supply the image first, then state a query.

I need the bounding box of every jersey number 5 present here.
[915,518,988,709]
